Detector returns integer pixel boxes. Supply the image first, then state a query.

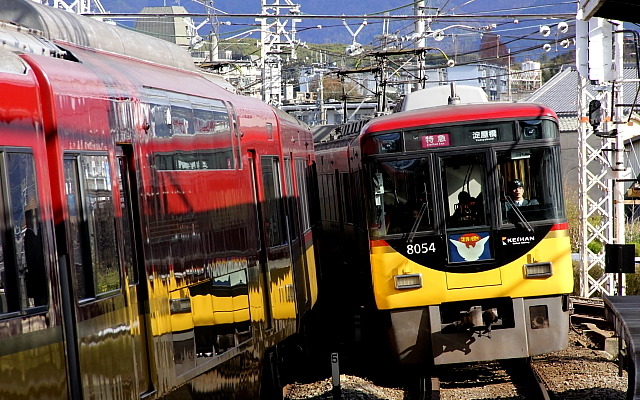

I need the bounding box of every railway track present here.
[503,358,553,400]
[285,297,617,399]
[433,357,552,400]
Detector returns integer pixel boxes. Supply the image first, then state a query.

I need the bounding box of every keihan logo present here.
[449,233,490,262]
[502,236,535,245]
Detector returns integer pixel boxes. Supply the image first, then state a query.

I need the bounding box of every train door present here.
[260,155,296,321]
[248,151,273,329]
[249,151,297,326]
[116,145,153,396]
[440,152,500,286]
[62,152,140,399]
[284,156,310,318]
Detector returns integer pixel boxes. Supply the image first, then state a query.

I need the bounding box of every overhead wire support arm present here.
[83,12,577,20]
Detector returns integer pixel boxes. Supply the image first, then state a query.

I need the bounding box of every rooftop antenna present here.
[448,82,460,105]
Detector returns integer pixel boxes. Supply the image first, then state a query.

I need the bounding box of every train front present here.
[357,102,573,365]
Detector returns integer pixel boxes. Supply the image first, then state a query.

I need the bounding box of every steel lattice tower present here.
[31,0,106,14]
[257,0,302,106]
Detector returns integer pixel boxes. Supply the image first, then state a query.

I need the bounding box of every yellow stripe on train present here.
[370,229,573,310]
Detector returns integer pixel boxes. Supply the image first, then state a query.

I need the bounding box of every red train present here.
[0,1,318,399]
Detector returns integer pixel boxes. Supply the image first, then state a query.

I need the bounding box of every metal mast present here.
[576,11,627,297]
[31,0,107,14]
[256,0,302,106]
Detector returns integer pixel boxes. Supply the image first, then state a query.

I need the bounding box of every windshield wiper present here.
[407,202,428,244]
[505,195,533,233]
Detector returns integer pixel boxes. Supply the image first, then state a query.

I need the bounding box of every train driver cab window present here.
[497,147,565,224]
[366,158,433,237]
[0,152,48,315]
[441,153,488,229]
[65,154,121,300]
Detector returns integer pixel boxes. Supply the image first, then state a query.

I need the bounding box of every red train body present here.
[0,1,318,399]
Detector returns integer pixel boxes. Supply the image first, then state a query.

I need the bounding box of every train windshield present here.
[497,146,565,223]
[368,158,433,237]
[366,145,564,237]
[442,153,488,229]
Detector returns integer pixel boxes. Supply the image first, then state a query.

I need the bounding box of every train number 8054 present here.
[406,242,436,255]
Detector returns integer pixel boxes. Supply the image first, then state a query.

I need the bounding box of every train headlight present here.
[524,262,553,278]
[394,273,422,289]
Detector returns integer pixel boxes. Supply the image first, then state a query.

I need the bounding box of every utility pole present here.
[318,71,326,125]
[414,1,426,92]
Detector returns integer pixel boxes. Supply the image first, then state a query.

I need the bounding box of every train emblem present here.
[448,232,492,262]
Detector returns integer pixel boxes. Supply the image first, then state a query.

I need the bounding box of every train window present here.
[200,101,234,170]
[227,102,242,170]
[295,159,311,232]
[174,152,200,170]
[341,173,354,224]
[497,146,565,223]
[319,173,339,223]
[284,158,299,242]
[65,155,121,300]
[266,123,274,141]
[366,157,434,237]
[261,157,287,247]
[150,103,172,138]
[109,99,135,143]
[520,119,558,140]
[170,106,195,136]
[0,152,48,314]
[117,156,138,285]
[441,153,488,229]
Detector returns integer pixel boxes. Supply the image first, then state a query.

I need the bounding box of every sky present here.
[100,0,577,61]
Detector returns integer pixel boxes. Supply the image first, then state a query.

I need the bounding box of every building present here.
[135,6,204,62]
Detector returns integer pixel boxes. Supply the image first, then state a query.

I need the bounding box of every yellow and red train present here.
[315,86,573,390]
[0,1,318,399]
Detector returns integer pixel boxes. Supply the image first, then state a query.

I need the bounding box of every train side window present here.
[117,155,138,285]
[0,152,48,314]
[340,172,353,224]
[226,102,242,170]
[150,103,172,138]
[193,101,234,170]
[65,154,121,300]
[295,158,311,232]
[261,156,287,247]
[171,106,195,136]
[284,157,298,242]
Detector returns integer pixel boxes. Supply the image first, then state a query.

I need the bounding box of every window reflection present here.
[65,154,121,300]
[367,158,433,237]
[188,269,252,360]
[0,153,48,312]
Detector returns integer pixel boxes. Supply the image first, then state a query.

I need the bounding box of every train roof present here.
[396,85,489,111]
[0,0,197,72]
[364,102,558,134]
